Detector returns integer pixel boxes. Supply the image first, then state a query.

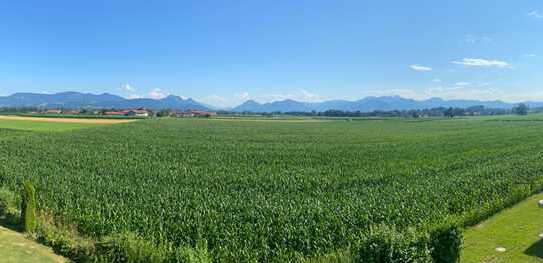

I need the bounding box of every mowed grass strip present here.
[461,193,543,263]
[0,226,66,263]
[0,115,135,131]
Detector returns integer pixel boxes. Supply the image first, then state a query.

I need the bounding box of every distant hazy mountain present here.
[0,92,124,108]
[0,92,211,110]
[92,95,211,110]
[232,96,518,113]
[0,92,532,112]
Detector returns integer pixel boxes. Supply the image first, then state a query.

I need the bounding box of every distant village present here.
[40,108,218,118]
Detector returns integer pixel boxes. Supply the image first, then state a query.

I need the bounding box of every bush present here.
[301,249,352,263]
[429,225,462,263]
[34,212,96,261]
[0,187,20,226]
[168,239,212,263]
[21,180,37,232]
[96,232,166,263]
[352,225,432,263]
[96,232,212,263]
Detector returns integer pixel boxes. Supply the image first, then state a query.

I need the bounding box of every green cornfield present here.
[1,116,543,261]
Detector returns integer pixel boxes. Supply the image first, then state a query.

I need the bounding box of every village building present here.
[63,109,81,114]
[125,109,149,117]
[104,108,149,117]
[45,109,62,114]
[174,109,217,118]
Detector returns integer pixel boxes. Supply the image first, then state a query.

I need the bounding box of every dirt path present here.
[0,226,66,262]
[0,115,136,124]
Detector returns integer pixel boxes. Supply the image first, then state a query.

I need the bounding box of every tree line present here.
[224,104,531,118]
[0,103,532,118]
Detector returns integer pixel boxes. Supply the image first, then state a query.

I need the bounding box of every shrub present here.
[168,239,212,263]
[95,232,166,263]
[21,180,37,232]
[301,249,352,263]
[95,232,212,263]
[0,187,20,226]
[34,211,96,261]
[429,225,462,263]
[352,225,432,263]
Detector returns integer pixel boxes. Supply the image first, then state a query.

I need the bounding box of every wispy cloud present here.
[299,89,321,101]
[127,94,143,99]
[455,82,470,86]
[528,10,543,18]
[120,84,134,92]
[120,83,143,99]
[464,34,492,44]
[362,89,427,100]
[362,86,543,102]
[199,94,229,107]
[147,88,169,99]
[524,54,537,57]
[452,58,510,68]
[425,85,502,100]
[432,78,442,83]
[409,65,432,72]
[464,34,476,44]
[235,91,250,101]
[251,89,323,103]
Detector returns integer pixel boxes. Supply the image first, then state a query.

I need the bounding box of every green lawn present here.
[0,119,97,131]
[462,193,543,262]
[0,226,66,263]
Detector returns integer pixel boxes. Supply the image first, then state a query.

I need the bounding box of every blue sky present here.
[0,0,541,107]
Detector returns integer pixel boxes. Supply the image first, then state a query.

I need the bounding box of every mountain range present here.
[232,96,541,112]
[0,91,540,112]
[0,92,212,111]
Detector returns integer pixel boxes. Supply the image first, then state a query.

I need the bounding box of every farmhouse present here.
[63,110,81,114]
[104,111,126,116]
[125,109,149,117]
[191,110,217,117]
[104,109,149,117]
[46,109,62,114]
[175,110,217,118]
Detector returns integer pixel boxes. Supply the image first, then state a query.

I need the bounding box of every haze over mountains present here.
[0,92,538,113]
[0,92,211,111]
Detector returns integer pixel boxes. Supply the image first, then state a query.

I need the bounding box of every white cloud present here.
[359,84,511,102]
[528,10,543,18]
[409,65,432,72]
[452,58,510,68]
[253,89,323,103]
[198,95,230,108]
[354,84,543,103]
[206,95,227,103]
[147,88,169,99]
[454,82,470,86]
[464,34,476,44]
[235,91,250,100]
[299,89,321,101]
[432,78,442,83]
[524,54,537,57]
[464,34,492,44]
[197,89,322,107]
[361,88,427,100]
[121,84,134,92]
[127,94,143,99]
[424,85,503,101]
